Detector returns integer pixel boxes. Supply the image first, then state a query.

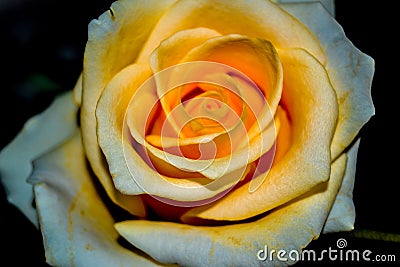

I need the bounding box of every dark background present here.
[0,1,398,266]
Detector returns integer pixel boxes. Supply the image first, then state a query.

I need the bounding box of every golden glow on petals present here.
[97,64,251,201]
[182,48,338,221]
[181,34,283,123]
[129,35,282,183]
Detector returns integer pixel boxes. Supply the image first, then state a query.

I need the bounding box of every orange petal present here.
[182,48,338,221]
[97,64,248,202]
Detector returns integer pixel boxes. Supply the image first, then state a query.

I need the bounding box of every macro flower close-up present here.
[1,0,397,266]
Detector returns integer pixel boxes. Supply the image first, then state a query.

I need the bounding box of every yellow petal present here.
[137,0,325,64]
[115,154,347,267]
[73,73,82,106]
[273,106,292,163]
[81,0,176,215]
[183,48,338,221]
[96,63,152,196]
[280,2,375,159]
[97,63,245,202]
[0,91,78,227]
[30,131,160,266]
[150,27,221,71]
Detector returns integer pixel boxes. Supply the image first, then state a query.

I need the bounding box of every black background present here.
[0,1,398,266]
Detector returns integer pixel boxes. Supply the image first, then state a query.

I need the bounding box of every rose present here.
[1,1,375,266]
[0,0,374,266]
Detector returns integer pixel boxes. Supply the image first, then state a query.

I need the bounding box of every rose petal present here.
[323,139,360,233]
[137,0,326,64]
[272,0,335,16]
[29,131,162,267]
[96,63,152,196]
[150,27,221,70]
[148,29,240,149]
[131,35,282,180]
[280,2,375,159]
[182,48,338,220]
[73,73,82,106]
[132,117,276,180]
[97,63,247,202]
[115,154,347,267]
[0,91,78,227]
[180,34,283,133]
[81,0,176,215]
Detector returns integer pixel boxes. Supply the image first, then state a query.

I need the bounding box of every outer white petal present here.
[30,131,163,267]
[280,2,375,159]
[273,0,335,16]
[0,91,78,227]
[323,139,360,233]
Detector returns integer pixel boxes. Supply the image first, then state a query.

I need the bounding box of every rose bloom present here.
[0,0,374,266]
